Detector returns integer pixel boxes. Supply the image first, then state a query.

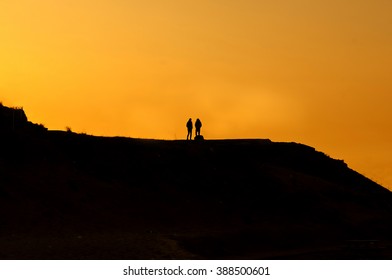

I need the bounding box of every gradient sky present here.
[1,0,392,189]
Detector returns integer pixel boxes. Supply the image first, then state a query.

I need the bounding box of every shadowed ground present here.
[1,109,392,259]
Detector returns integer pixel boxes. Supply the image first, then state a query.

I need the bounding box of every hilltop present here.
[0,103,47,133]
[1,104,392,259]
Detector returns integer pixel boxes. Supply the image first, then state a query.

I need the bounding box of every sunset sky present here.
[1,0,392,189]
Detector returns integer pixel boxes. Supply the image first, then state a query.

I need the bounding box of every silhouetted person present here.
[186,118,193,140]
[195,118,202,136]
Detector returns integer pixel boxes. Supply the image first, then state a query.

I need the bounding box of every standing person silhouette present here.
[186,118,193,140]
[195,118,202,136]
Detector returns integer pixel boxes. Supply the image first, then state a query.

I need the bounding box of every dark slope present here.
[1,108,392,259]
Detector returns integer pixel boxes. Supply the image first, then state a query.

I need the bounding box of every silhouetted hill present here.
[1,104,392,259]
[0,103,47,133]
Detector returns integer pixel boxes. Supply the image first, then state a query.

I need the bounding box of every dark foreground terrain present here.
[1,105,392,259]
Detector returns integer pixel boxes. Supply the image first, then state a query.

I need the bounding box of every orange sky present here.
[1,0,392,189]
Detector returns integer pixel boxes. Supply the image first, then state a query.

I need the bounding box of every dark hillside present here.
[1,105,392,259]
[0,103,46,133]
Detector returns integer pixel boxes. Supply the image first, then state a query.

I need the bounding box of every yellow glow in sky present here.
[1,0,392,189]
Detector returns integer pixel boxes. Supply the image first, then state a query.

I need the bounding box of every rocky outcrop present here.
[0,103,46,133]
